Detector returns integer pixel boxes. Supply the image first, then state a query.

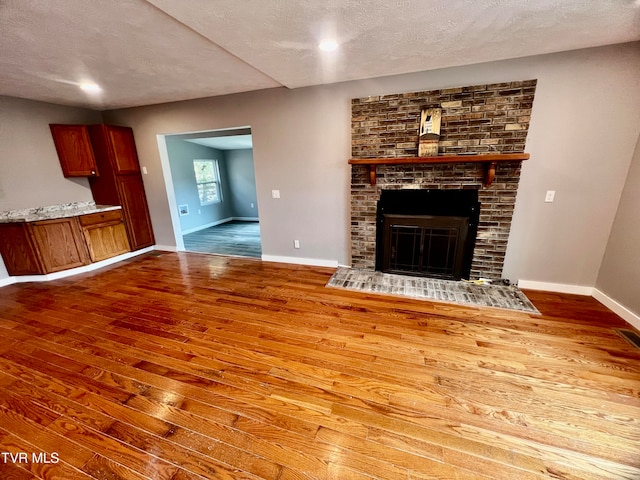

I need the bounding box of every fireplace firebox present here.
[376,189,480,280]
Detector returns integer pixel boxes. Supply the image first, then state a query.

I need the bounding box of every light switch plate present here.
[271,190,280,199]
[545,190,556,203]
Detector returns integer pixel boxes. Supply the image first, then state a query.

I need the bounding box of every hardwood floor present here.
[0,252,638,480]
[183,221,261,258]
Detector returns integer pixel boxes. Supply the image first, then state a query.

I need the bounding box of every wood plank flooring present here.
[183,221,261,258]
[0,251,639,480]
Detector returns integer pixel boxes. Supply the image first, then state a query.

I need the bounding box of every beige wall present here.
[103,86,353,260]
[596,132,640,316]
[502,45,640,287]
[103,42,640,286]
[2,43,639,292]
[0,96,102,279]
[0,96,102,210]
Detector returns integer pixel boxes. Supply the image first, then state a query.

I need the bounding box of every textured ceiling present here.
[185,135,253,150]
[1,0,639,110]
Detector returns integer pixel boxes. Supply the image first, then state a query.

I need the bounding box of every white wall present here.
[100,42,640,286]
[0,96,102,280]
[596,132,640,317]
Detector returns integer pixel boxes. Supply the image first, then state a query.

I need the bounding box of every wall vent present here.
[615,329,640,351]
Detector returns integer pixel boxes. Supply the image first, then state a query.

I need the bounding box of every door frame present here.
[155,126,254,252]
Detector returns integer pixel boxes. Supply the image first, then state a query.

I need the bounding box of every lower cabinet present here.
[0,210,131,277]
[79,210,131,262]
[0,218,90,275]
[0,223,43,275]
[29,218,91,273]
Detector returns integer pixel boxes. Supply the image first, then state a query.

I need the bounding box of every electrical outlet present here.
[294,240,300,249]
[545,190,556,203]
[141,166,148,174]
[250,203,254,208]
[271,190,280,199]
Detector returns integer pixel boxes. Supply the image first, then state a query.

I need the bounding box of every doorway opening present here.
[158,127,261,258]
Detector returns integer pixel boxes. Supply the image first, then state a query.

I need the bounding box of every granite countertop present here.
[0,201,122,223]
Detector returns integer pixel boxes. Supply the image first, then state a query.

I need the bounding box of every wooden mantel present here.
[348,153,530,186]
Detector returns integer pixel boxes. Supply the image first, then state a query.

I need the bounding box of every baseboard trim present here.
[517,279,639,330]
[0,276,16,287]
[517,279,594,296]
[154,245,178,252]
[180,217,259,236]
[0,247,154,286]
[592,289,640,331]
[181,217,233,235]
[261,255,338,268]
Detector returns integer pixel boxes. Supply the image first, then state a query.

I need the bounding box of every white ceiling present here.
[1,0,639,110]
[185,135,253,150]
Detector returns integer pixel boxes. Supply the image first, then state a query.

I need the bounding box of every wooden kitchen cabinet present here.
[0,223,43,275]
[29,218,91,273]
[0,218,90,276]
[88,124,140,175]
[88,124,155,250]
[49,124,99,177]
[115,175,154,250]
[79,210,131,262]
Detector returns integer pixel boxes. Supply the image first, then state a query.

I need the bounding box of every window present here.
[193,159,221,205]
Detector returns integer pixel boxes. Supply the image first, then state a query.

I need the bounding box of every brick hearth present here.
[350,80,537,279]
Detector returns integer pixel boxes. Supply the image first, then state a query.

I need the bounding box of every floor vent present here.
[616,329,640,350]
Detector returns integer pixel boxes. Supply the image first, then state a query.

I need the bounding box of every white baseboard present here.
[180,217,259,236]
[154,245,178,252]
[0,276,16,288]
[181,217,233,235]
[592,289,640,331]
[0,247,154,286]
[517,279,640,331]
[261,255,338,268]
[517,279,594,296]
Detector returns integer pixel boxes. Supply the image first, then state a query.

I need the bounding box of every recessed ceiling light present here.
[79,82,101,93]
[318,39,339,52]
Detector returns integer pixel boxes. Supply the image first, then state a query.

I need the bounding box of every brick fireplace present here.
[350,80,536,280]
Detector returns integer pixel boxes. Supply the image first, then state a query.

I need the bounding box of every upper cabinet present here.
[49,124,99,177]
[89,124,140,175]
[47,123,155,251]
[87,124,155,250]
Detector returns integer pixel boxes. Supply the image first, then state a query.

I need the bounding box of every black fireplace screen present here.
[376,189,480,280]
[383,214,468,278]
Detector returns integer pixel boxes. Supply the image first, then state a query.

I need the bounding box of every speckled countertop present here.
[0,201,121,223]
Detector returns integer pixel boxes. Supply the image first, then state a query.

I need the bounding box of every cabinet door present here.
[29,218,90,273]
[80,210,131,262]
[50,124,99,177]
[116,175,155,250]
[0,223,43,275]
[83,222,131,262]
[106,125,141,175]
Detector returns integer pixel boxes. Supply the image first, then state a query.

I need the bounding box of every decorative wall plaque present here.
[418,108,441,157]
